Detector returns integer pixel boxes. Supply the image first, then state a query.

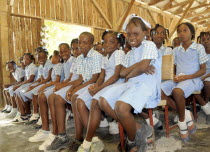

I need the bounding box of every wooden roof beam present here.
[169,1,194,37]
[117,0,135,32]
[191,16,210,22]
[174,3,210,15]
[146,9,156,26]
[91,0,112,29]
[162,0,192,11]
[148,0,162,6]
[186,9,210,18]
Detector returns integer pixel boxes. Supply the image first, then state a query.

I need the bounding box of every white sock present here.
[41,129,50,134]
[82,139,91,149]
[201,102,210,115]
[12,108,18,112]
[145,115,159,126]
[33,113,40,117]
[178,120,188,134]
[185,109,193,126]
[7,106,12,111]
[4,105,9,110]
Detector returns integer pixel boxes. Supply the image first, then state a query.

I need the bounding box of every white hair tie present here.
[122,14,151,31]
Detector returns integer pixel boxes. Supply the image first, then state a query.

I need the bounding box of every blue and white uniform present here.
[204,54,210,81]
[100,40,162,113]
[161,42,209,98]
[22,60,53,101]
[77,49,125,109]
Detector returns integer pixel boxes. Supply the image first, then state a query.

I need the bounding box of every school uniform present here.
[43,63,64,98]
[6,67,25,97]
[161,42,209,98]
[14,63,38,97]
[100,40,162,113]
[204,54,210,81]
[159,45,173,56]
[63,56,74,81]
[73,50,103,101]
[22,60,53,101]
[54,57,79,102]
[77,50,125,109]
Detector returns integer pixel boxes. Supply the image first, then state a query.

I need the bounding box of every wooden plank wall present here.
[10,16,41,63]
[10,0,206,45]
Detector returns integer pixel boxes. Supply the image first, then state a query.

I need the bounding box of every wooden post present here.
[0,0,10,107]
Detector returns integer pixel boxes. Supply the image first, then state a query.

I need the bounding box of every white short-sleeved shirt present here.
[25,63,38,80]
[70,57,79,81]
[12,67,25,82]
[42,60,53,79]
[63,56,74,81]
[102,50,125,81]
[51,63,63,82]
[159,45,173,56]
[77,50,103,82]
[173,42,209,75]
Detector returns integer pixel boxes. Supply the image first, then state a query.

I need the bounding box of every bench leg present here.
[119,122,125,151]
[164,105,170,138]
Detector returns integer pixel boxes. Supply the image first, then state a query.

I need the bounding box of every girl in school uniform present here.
[2,61,25,117]
[79,15,161,152]
[94,42,103,55]
[161,23,209,142]
[150,24,172,56]
[77,30,125,152]
[16,49,53,123]
[12,53,38,122]
[193,32,210,122]
[29,43,75,151]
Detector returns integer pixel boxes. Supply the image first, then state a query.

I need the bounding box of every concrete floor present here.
[0,111,210,152]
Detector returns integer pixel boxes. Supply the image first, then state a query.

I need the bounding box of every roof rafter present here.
[191,15,210,22]
[148,0,162,6]
[161,0,192,11]
[186,9,210,18]
[169,1,194,37]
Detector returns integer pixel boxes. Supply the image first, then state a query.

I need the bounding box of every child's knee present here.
[55,95,65,105]
[115,101,127,115]
[90,99,99,110]
[172,88,184,97]
[76,98,85,109]
[38,93,46,103]
[71,94,78,103]
[98,97,108,110]
[48,93,55,105]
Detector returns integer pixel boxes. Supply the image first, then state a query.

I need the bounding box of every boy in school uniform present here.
[46,32,103,151]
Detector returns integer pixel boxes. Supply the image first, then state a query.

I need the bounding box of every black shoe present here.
[46,135,69,150]
[33,124,42,130]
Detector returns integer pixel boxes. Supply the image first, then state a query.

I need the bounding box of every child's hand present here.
[38,86,46,94]
[54,82,62,86]
[201,76,206,81]
[145,65,155,75]
[66,87,74,101]
[12,85,20,91]
[27,86,36,92]
[174,75,189,82]
[53,85,62,92]
[88,86,99,96]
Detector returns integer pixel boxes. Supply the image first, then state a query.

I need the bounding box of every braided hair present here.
[35,46,48,55]
[23,53,35,63]
[150,24,169,44]
[197,31,210,43]
[102,30,126,49]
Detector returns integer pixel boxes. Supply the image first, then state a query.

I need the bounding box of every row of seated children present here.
[1,14,210,152]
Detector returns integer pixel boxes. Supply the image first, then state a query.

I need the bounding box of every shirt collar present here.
[179,41,196,51]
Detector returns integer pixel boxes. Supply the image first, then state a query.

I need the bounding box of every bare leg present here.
[194,94,206,106]
[85,99,101,142]
[16,95,26,115]
[48,93,58,135]
[162,90,177,110]
[204,81,210,102]
[115,101,137,141]
[11,96,17,108]
[71,94,83,140]
[99,97,119,121]
[77,98,89,129]
[55,95,67,134]
[39,92,50,131]
[32,95,39,114]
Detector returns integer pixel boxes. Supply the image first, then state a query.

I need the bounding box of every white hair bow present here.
[122,14,151,31]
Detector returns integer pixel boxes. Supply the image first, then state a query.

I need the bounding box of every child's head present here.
[35,47,48,58]
[123,41,132,54]
[23,53,35,66]
[172,37,181,48]
[79,32,94,56]
[6,60,16,73]
[19,56,25,69]
[51,50,63,64]
[150,24,169,45]
[198,32,210,52]
[71,39,81,58]
[36,48,48,65]
[177,22,195,42]
[126,17,148,47]
[102,30,125,54]
[94,42,103,55]
[59,43,71,61]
